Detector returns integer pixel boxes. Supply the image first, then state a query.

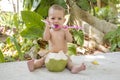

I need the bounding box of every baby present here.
[27,4,86,74]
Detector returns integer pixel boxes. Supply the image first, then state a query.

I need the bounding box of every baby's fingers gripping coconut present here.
[45,51,68,72]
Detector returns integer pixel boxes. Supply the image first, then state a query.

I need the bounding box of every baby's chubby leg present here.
[66,55,86,74]
[27,57,45,72]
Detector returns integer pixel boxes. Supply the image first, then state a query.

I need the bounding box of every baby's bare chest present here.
[50,30,65,41]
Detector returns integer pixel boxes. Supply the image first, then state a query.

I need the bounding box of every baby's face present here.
[48,9,65,29]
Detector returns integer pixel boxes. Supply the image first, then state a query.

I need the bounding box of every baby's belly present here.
[49,44,67,53]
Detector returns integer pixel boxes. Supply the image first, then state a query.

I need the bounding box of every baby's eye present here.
[58,18,62,20]
[51,18,55,20]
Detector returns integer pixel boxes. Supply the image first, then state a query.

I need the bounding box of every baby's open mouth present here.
[53,24,59,28]
[54,24,59,28]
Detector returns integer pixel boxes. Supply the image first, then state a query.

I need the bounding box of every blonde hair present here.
[48,4,65,15]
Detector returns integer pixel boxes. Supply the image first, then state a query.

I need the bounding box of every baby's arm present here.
[64,29,73,42]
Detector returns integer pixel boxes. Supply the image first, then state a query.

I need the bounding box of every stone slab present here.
[0,52,120,80]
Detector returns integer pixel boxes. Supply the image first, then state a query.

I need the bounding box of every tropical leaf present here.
[73,30,84,46]
[21,11,44,27]
[67,43,77,56]
[20,26,43,39]
[13,13,19,28]
[110,43,117,51]
[0,49,5,63]
[35,0,51,17]
[21,11,44,39]
[104,26,120,51]
[35,5,49,18]
[104,31,113,39]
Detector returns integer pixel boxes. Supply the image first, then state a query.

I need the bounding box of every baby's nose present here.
[54,19,58,22]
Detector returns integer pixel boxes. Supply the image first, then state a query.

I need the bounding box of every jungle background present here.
[0,0,120,63]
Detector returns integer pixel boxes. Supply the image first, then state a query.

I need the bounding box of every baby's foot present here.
[27,59,35,72]
[71,63,86,74]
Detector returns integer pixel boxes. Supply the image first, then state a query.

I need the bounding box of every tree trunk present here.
[66,0,117,34]
[97,0,102,8]
[65,0,117,52]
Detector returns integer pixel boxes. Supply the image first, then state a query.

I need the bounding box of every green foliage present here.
[20,26,43,39]
[10,35,24,60]
[96,6,116,22]
[4,56,16,62]
[35,0,50,17]
[0,11,14,27]
[13,13,19,28]
[104,26,120,51]
[76,0,97,11]
[54,0,66,9]
[103,0,119,4]
[67,30,84,56]
[0,49,5,63]
[72,30,84,46]
[67,43,77,56]
[102,0,108,4]
[35,0,66,18]
[21,11,44,39]
[21,11,44,27]
[21,39,34,52]
[76,0,91,11]
[23,0,34,10]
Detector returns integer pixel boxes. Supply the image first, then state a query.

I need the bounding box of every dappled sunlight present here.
[4,50,17,57]
[0,0,14,12]
[84,54,106,61]
[0,0,23,12]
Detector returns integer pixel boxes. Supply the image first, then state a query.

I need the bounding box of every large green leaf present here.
[67,43,77,56]
[20,26,43,39]
[21,11,44,27]
[35,5,49,18]
[73,30,84,46]
[21,11,44,39]
[35,0,52,17]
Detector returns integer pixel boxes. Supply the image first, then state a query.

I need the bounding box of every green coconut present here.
[45,51,68,72]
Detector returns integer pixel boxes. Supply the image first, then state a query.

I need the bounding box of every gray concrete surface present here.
[0,52,120,80]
